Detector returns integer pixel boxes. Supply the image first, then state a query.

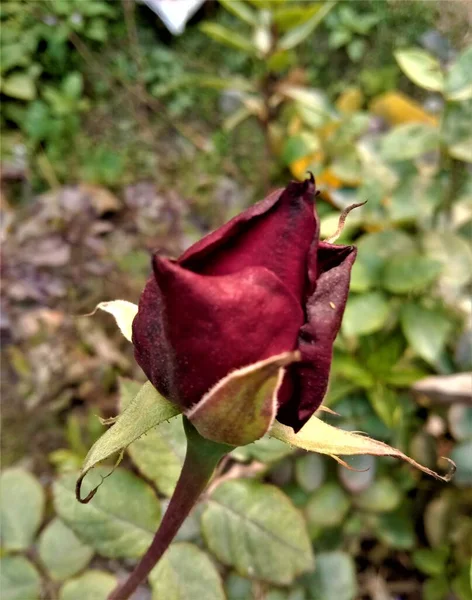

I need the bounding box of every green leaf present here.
[0,468,45,551]
[423,577,450,600]
[76,381,180,502]
[305,483,350,535]
[200,22,256,55]
[202,480,314,585]
[442,100,472,163]
[367,385,400,429]
[149,543,225,600]
[225,572,253,600]
[373,512,415,550]
[1,73,36,100]
[271,417,452,481]
[59,570,117,600]
[423,230,472,292]
[394,48,444,92]
[356,230,415,285]
[231,435,294,463]
[342,292,390,337]
[413,548,448,577]
[295,453,325,493]
[338,455,376,494]
[302,552,357,600]
[188,351,300,446]
[127,416,186,497]
[54,468,161,558]
[450,440,472,487]
[400,303,453,365]
[278,2,337,51]
[380,123,439,161]
[38,518,94,581]
[354,477,402,512]
[218,0,257,25]
[382,254,442,293]
[448,404,472,441]
[445,46,472,101]
[0,556,41,600]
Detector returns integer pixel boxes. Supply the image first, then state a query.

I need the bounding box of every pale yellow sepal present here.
[271,416,454,482]
[86,300,138,342]
[187,351,301,447]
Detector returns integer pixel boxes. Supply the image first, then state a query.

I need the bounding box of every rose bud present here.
[132,175,356,442]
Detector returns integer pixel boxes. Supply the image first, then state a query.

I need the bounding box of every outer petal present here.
[132,256,304,409]
[277,242,357,431]
[179,179,319,302]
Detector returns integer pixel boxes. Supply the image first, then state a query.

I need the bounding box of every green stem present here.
[107,419,230,600]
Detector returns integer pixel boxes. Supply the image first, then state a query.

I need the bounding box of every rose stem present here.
[108,419,230,600]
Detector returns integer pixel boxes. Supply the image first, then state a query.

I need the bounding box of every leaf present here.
[448,404,472,441]
[0,556,41,600]
[270,417,454,482]
[380,123,439,161]
[59,570,117,600]
[187,351,300,446]
[373,511,415,550]
[450,440,472,487]
[231,435,294,464]
[218,0,257,25]
[305,483,350,534]
[383,254,442,293]
[394,48,444,92]
[202,480,314,585]
[354,477,402,512]
[423,231,472,293]
[54,468,161,558]
[149,543,225,600]
[278,2,337,51]
[294,453,325,493]
[400,303,453,365]
[413,548,448,577]
[338,455,376,493]
[76,381,180,502]
[342,292,390,337]
[38,518,94,581]
[445,46,472,101]
[442,100,472,163]
[0,468,45,551]
[200,23,256,55]
[1,73,36,100]
[369,91,438,126]
[86,300,138,342]
[302,551,357,600]
[127,416,186,497]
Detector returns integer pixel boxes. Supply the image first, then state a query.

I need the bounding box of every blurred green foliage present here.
[1,1,472,599]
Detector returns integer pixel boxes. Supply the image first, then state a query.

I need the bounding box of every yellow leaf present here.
[336,87,363,114]
[316,168,343,189]
[270,417,454,482]
[85,300,138,342]
[187,351,300,447]
[289,151,324,181]
[370,91,438,126]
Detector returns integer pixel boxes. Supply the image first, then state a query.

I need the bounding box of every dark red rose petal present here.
[132,256,304,409]
[277,242,357,431]
[179,179,319,302]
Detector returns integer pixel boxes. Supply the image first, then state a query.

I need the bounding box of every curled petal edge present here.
[270,417,455,482]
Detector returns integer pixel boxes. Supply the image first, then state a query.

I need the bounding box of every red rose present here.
[132,176,356,432]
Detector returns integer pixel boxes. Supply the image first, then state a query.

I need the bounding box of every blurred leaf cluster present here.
[1,1,471,599]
